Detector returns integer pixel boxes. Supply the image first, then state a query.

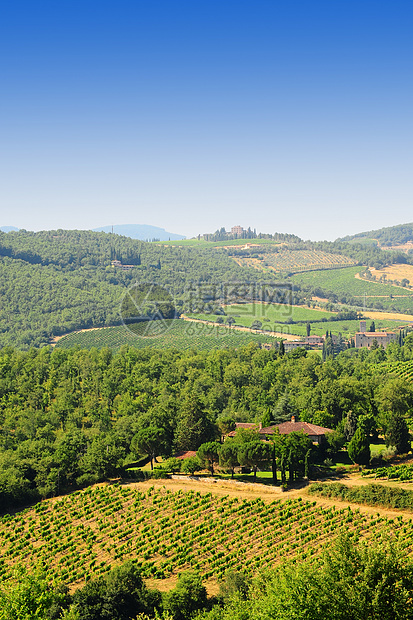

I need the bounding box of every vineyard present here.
[290,266,413,314]
[234,250,355,274]
[291,266,409,298]
[374,360,413,383]
[55,320,277,351]
[362,464,413,481]
[1,483,413,590]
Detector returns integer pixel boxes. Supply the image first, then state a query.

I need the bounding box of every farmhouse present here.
[226,423,260,437]
[304,335,324,345]
[111,260,135,270]
[231,225,244,236]
[283,338,324,352]
[260,417,332,444]
[354,320,398,349]
[283,340,307,352]
[227,418,332,444]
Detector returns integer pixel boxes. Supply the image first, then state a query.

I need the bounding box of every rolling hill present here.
[93,224,186,241]
[338,222,413,248]
[0,226,412,349]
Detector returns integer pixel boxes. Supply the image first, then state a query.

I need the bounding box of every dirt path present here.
[124,475,412,520]
[49,326,108,346]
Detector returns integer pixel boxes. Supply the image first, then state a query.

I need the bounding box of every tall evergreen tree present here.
[348,427,370,466]
[272,390,295,424]
[385,415,411,455]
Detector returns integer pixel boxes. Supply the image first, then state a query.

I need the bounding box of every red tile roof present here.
[175,451,197,460]
[226,419,332,440]
[260,421,332,436]
[226,423,259,438]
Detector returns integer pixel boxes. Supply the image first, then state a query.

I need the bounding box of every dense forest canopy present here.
[0,230,264,348]
[1,339,413,510]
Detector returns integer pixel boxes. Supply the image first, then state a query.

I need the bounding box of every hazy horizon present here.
[1,219,413,243]
[1,1,412,241]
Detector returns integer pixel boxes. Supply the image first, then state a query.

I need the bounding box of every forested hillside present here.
[0,230,263,348]
[339,222,413,247]
[1,229,412,349]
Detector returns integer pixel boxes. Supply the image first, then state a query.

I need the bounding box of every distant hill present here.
[0,226,19,233]
[93,224,186,241]
[338,222,413,247]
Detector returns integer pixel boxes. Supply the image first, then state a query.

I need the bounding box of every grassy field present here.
[187,303,334,326]
[370,264,413,284]
[55,320,278,351]
[267,319,407,339]
[2,481,413,591]
[187,303,409,339]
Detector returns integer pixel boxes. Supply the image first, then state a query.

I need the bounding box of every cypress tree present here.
[348,428,370,466]
[385,415,411,455]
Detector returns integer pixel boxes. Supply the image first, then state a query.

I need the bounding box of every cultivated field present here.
[187,303,334,326]
[291,266,408,297]
[2,480,413,592]
[369,264,413,285]
[362,310,413,322]
[233,249,354,274]
[291,266,413,314]
[374,360,413,383]
[55,320,278,351]
[187,303,409,339]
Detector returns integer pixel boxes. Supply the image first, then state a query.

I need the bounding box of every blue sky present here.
[1,0,412,240]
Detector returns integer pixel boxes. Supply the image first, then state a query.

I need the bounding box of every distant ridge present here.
[93,224,185,241]
[0,226,19,233]
[337,222,413,247]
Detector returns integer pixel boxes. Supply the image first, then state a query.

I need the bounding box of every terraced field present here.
[2,483,413,590]
[55,320,277,351]
[234,249,355,274]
